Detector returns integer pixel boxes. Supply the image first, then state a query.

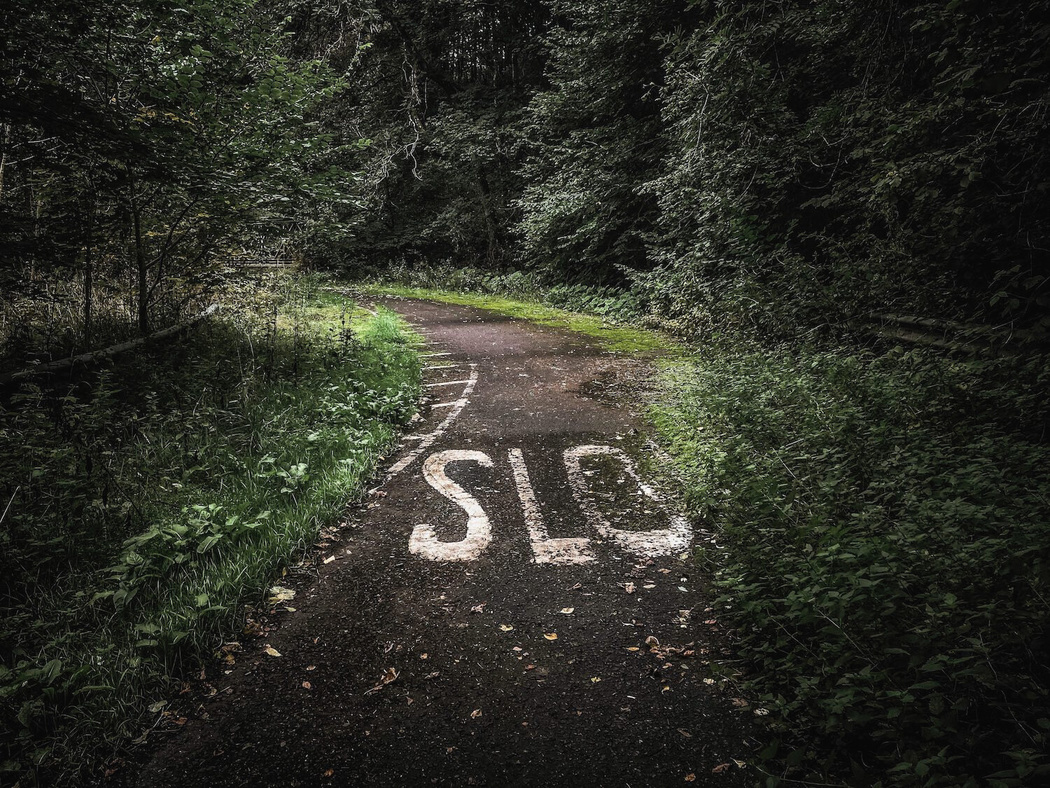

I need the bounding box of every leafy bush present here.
[0,277,420,785]
[652,344,1050,785]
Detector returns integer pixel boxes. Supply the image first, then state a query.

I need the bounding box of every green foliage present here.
[638,0,1050,338]
[305,0,546,270]
[0,277,420,785]
[514,0,676,282]
[652,343,1050,785]
[0,0,354,355]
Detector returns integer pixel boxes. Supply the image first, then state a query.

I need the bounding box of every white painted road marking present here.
[386,364,479,478]
[508,448,594,565]
[410,450,494,561]
[564,444,691,558]
[426,379,473,388]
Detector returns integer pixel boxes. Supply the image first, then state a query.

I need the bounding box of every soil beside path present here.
[125,298,755,788]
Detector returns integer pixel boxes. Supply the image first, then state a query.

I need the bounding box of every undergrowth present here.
[0,274,421,786]
[653,344,1050,787]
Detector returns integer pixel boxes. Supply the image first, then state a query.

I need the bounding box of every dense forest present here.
[4,0,1049,356]
[2,0,1049,785]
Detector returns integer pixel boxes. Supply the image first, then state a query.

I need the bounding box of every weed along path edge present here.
[131,298,754,788]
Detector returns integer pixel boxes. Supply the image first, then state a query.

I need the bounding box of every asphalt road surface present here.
[130,298,754,788]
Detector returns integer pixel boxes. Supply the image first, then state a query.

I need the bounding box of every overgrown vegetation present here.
[653,345,1050,786]
[320,0,1048,341]
[0,0,355,365]
[0,275,420,786]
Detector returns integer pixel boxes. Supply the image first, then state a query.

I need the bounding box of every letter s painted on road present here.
[409,450,494,561]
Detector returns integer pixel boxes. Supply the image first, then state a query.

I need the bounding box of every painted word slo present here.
[411,445,691,562]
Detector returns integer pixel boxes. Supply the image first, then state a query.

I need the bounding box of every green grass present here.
[363,282,675,355]
[0,274,422,786]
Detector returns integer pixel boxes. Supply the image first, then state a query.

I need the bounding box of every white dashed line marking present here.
[386,364,479,478]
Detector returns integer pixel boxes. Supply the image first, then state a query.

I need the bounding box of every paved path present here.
[133,299,752,787]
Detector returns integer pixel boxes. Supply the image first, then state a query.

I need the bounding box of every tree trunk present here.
[83,240,93,347]
[132,197,149,335]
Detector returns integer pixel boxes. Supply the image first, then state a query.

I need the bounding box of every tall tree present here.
[514,0,683,284]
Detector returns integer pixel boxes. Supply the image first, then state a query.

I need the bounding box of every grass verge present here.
[0,274,421,786]
[363,282,674,355]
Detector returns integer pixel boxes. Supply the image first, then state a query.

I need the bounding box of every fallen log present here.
[0,303,220,387]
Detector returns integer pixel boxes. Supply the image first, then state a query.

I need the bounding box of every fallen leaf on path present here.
[703,678,716,685]
[302,681,312,689]
[307,665,316,671]
[525,664,536,670]
[645,636,660,647]
[623,582,636,594]
[500,624,514,632]
[570,583,582,590]
[364,667,399,695]
[267,586,296,604]
[470,709,482,719]
[264,646,282,657]
[658,568,671,574]
[712,763,731,774]
[685,775,696,782]
[323,768,334,778]
[544,633,558,640]
[732,760,747,768]
[559,607,574,615]
[590,676,601,683]
[677,728,692,738]
[470,603,486,614]
[754,708,769,716]
[731,697,749,707]
[323,555,336,564]
[625,647,640,652]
